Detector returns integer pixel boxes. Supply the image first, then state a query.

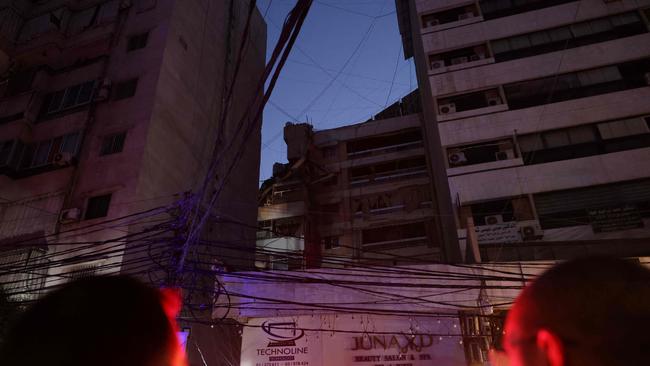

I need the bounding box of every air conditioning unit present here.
[486,95,502,106]
[53,152,74,166]
[448,151,467,165]
[470,53,486,61]
[60,208,81,223]
[95,78,112,100]
[495,149,515,161]
[485,215,504,225]
[520,224,543,240]
[439,103,456,114]
[451,56,469,65]
[430,60,445,69]
[425,19,440,27]
[644,72,650,86]
[458,12,475,20]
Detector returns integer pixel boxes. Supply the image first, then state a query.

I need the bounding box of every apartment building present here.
[397,0,650,261]
[0,0,265,297]
[256,91,462,269]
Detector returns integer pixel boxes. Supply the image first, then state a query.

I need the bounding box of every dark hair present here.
[521,256,650,366]
[0,276,177,366]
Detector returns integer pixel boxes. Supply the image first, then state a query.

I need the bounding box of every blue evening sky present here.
[256,0,417,182]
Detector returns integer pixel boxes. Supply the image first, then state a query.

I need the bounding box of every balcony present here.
[349,156,429,187]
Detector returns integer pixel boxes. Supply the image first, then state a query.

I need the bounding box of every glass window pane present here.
[544,130,571,148]
[618,12,640,25]
[589,19,612,34]
[33,140,52,166]
[61,132,80,154]
[600,66,622,82]
[47,91,65,113]
[518,134,544,152]
[509,35,531,50]
[530,31,551,46]
[20,145,35,169]
[570,22,592,37]
[112,133,126,153]
[77,81,95,104]
[568,126,597,144]
[61,84,81,109]
[491,39,510,54]
[100,136,114,155]
[548,27,572,42]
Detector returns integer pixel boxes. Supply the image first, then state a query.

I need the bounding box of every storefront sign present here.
[588,205,644,233]
[476,222,521,244]
[241,315,465,366]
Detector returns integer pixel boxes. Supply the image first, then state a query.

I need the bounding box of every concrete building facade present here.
[396,0,650,260]
[256,91,462,269]
[0,0,265,302]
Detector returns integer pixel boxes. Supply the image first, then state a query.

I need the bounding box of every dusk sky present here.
[257,0,417,181]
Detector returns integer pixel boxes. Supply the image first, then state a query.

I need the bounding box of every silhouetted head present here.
[503,256,650,366]
[0,275,186,366]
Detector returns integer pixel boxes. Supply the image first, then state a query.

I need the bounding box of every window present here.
[17,132,81,170]
[518,116,650,165]
[421,5,479,28]
[85,194,112,220]
[100,132,126,155]
[447,139,516,167]
[322,236,340,250]
[113,78,138,100]
[503,58,650,110]
[361,221,429,249]
[347,129,423,158]
[42,81,95,116]
[349,156,428,186]
[534,179,650,229]
[479,0,576,21]
[322,145,337,159]
[469,199,516,225]
[438,88,503,115]
[127,32,149,51]
[428,44,489,70]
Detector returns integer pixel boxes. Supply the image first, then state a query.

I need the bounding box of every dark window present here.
[349,156,428,186]
[322,236,340,250]
[479,0,576,21]
[113,79,138,100]
[6,69,37,96]
[534,179,650,229]
[448,139,516,167]
[519,116,650,165]
[470,199,516,225]
[100,132,126,155]
[504,59,650,110]
[322,145,337,159]
[127,32,149,51]
[42,81,96,116]
[429,44,490,70]
[421,5,478,27]
[362,222,427,245]
[491,12,647,63]
[15,131,81,170]
[85,194,112,220]
[438,88,503,114]
[347,129,422,158]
